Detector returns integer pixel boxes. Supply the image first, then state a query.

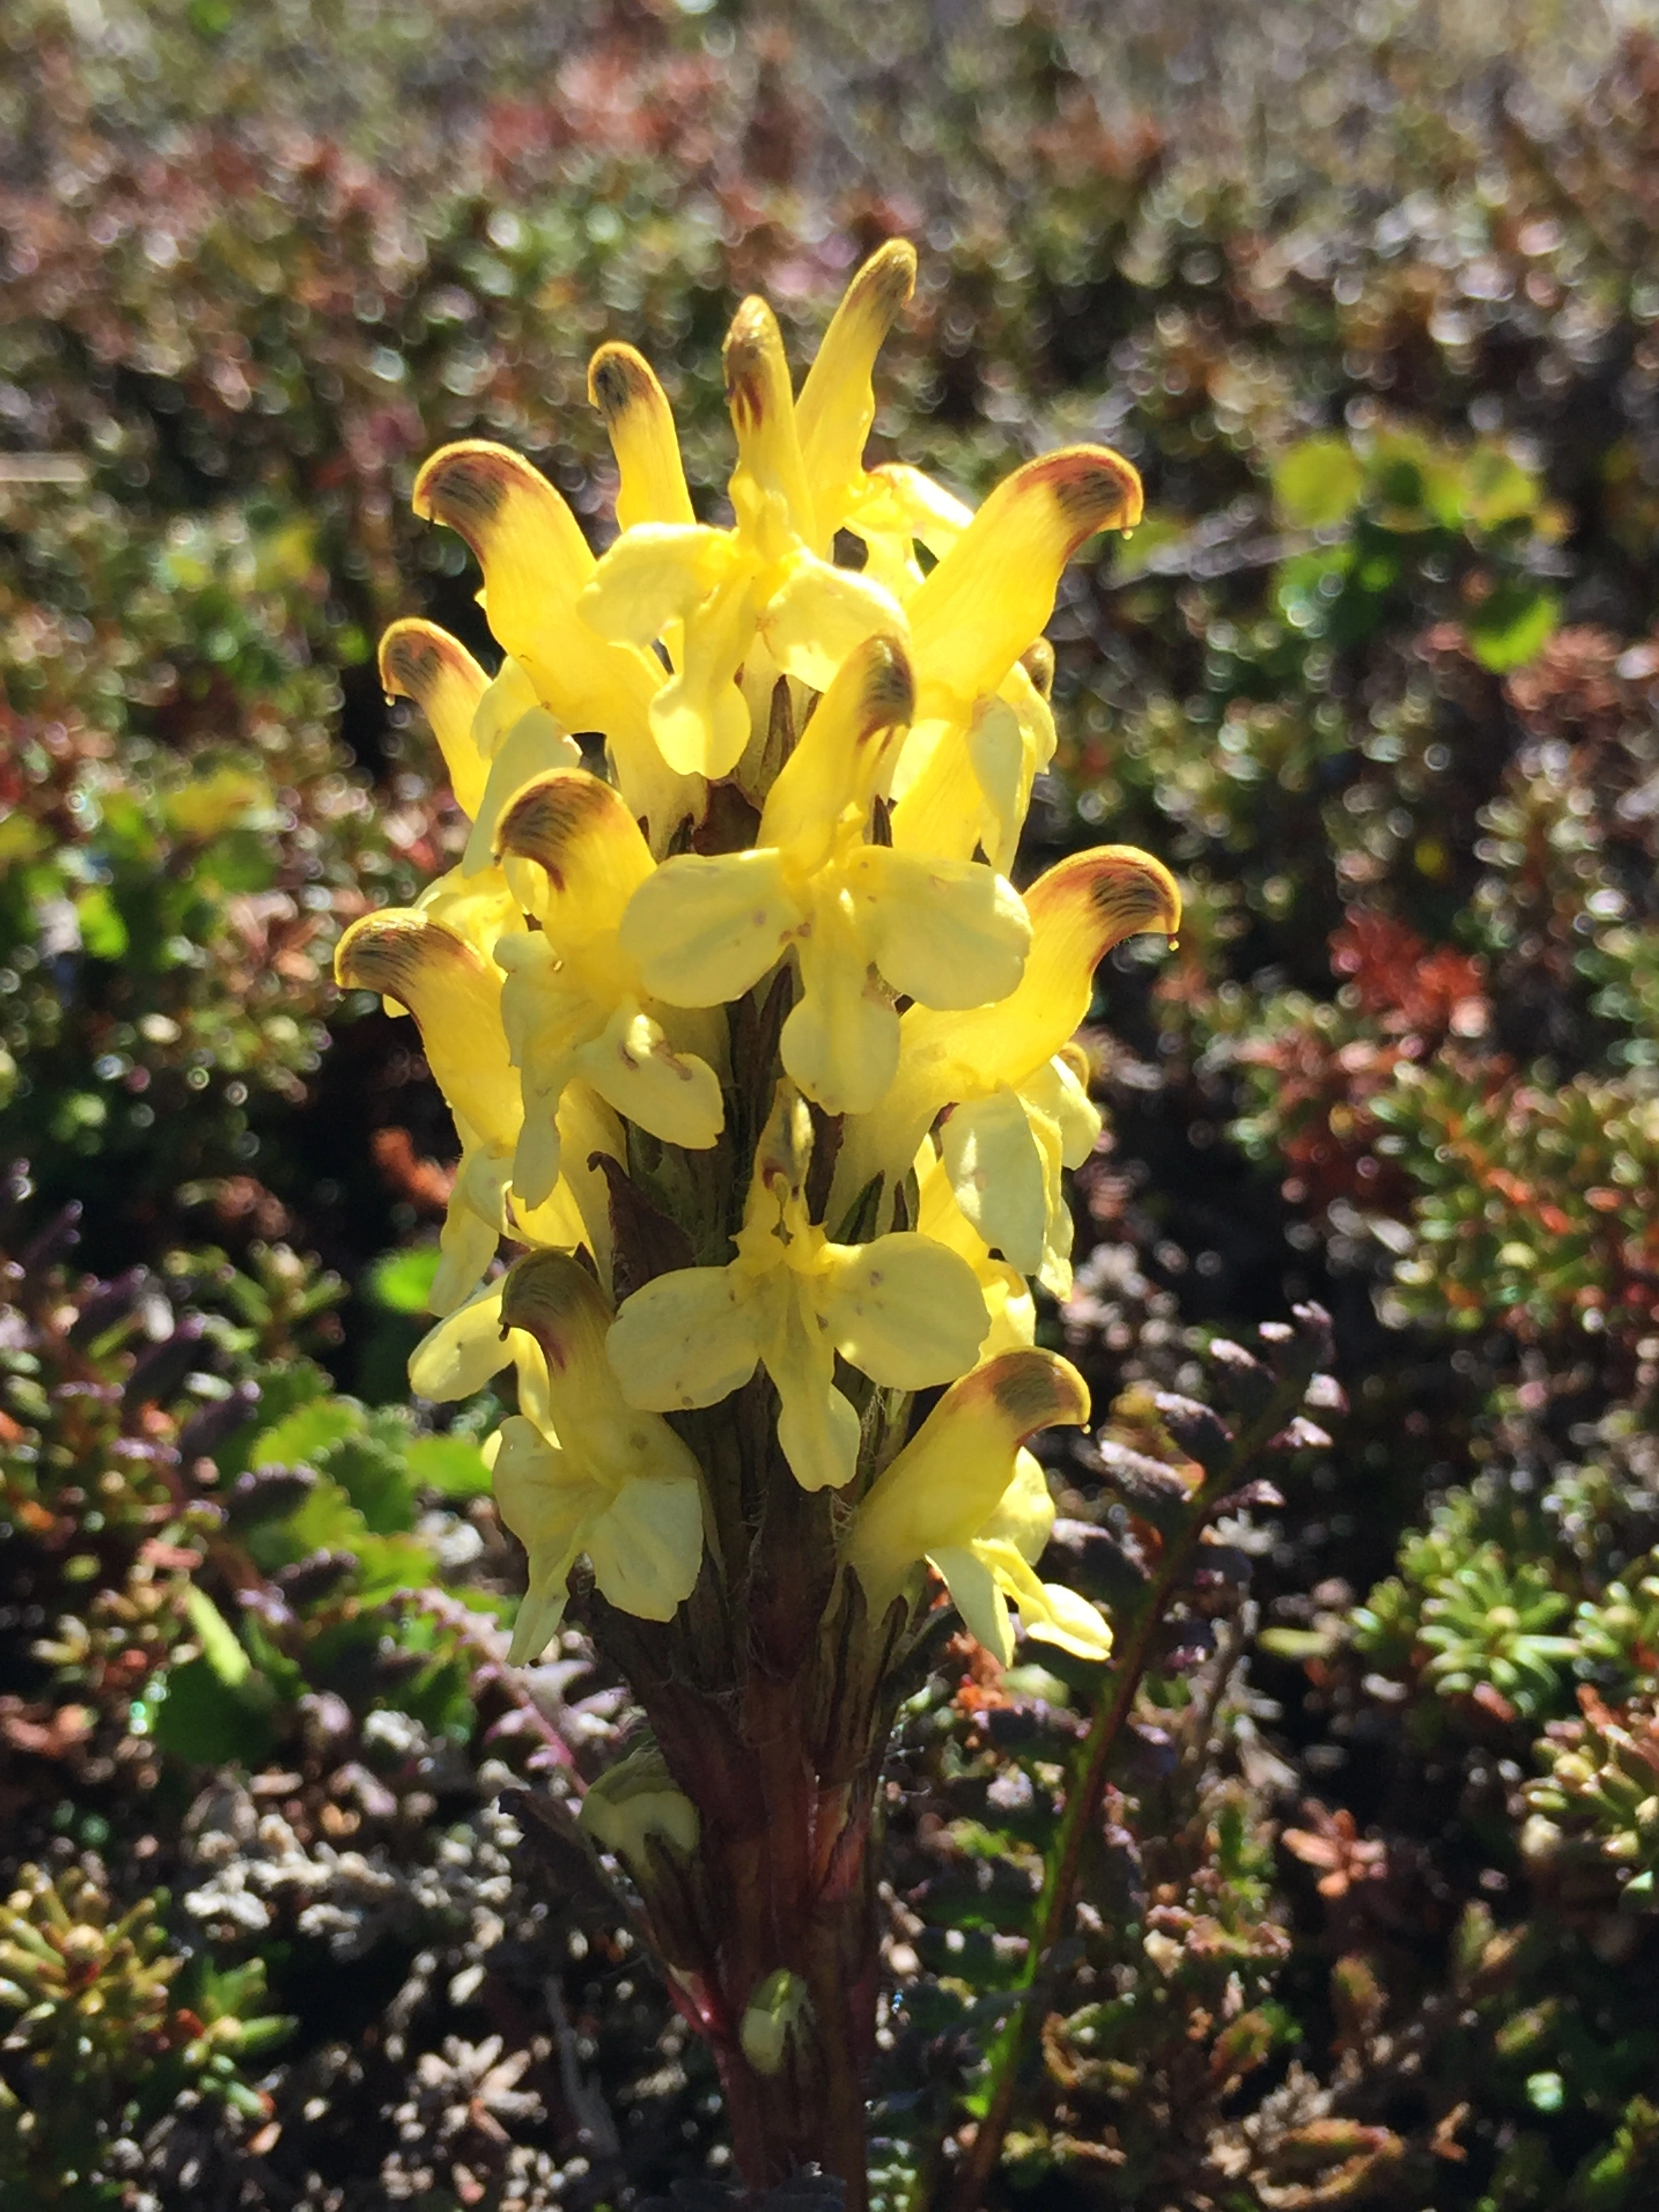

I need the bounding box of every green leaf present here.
[1467,582,1559,672]
[150,1658,274,1766]
[368,1245,443,1315]
[1273,437,1365,529]
[183,1586,251,1687]
[1462,445,1542,529]
[405,1432,494,1499]
[251,1397,363,1469]
[75,884,130,961]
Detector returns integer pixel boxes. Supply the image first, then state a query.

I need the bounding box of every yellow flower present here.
[616,635,1029,1117]
[606,1090,989,1493]
[378,618,581,878]
[577,286,916,781]
[411,441,700,851]
[488,1252,707,1662]
[832,846,1181,1290]
[491,769,727,1208]
[333,901,615,1313]
[845,1348,1110,1662]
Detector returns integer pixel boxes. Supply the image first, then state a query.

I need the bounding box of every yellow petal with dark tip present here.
[494,769,654,942]
[905,445,1143,714]
[795,239,916,548]
[335,909,516,1149]
[846,1349,1090,1612]
[758,632,914,857]
[379,619,489,818]
[724,296,815,545]
[588,342,696,530]
[412,441,671,809]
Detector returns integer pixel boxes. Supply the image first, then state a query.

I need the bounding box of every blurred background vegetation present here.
[6,0,1659,2205]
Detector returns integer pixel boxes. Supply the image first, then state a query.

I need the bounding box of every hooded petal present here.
[819,1231,988,1390]
[335,909,517,1151]
[607,1266,763,1411]
[380,619,489,819]
[571,1000,725,1151]
[846,1348,1089,1614]
[843,846,1029,1010]
[494,769,654,943]
[588,343,696,530]
[461,708,583,877]
[904,445,1142,717]
[913,845,1182,1091]
[939,1086,1049,1278]
[724,295,815,548]
[585,1471,707,1622]
[794,239,916,549]
[758,632,914,859]
[621,846,798,1008]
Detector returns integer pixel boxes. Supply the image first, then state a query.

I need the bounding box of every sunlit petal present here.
[940,1086,1049,1277]
[588,343,696,530]
[571,1000,725,1151]
[607,1266,763,1411]
[795,239,916,550]
[781,891,899,1117]
[380,619,489,819]
[844,846,1029,1010]
[621,847,798,1008]
[819,1231,988,1390]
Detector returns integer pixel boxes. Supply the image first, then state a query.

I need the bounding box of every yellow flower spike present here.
[490,1251,707,1660]
[620,636,1030,1118]
[794,238,917,553]
[413,440,699,846]
[845,1349,1091,1649]
[607,1090,991,1494]
[379,619,489,819]
[588,343,697,530]
[491,769,725,1204]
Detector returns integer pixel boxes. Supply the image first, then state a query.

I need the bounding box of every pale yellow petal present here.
[380,619,489,819]
[607,1267,762,1411]
[571,1000,725,1151]
[757,634,914,860]
[760,555,909,695]
[493,769,654,941]
[621,846,798,1008]
[409,1282,510,1399]
[335,909,517,1151]
[769,1290,861,1492]
[928,1542,1015,1666]
[781,890,899,1118]
[588,343,696,530]
[940,1086,1048,1278]
[795,239,916,548]
[461,708,583,877]
[577,523,733,647]
[585,1471,706,1622]
[819,1231,988,1389]
[843,846,1029,1010]
[978,1447,1056,1566]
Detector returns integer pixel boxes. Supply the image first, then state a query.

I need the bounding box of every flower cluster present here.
[335,243,1179,1673]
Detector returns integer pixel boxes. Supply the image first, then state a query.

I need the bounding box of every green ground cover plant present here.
[5,1,1659,2205]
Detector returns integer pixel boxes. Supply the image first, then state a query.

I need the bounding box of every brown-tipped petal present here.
[335,909,517,1147]
[723,295,816,541]
[588,343,695,531]
[847,1349,1090,1599]
[498,1248,615,1397]
[911,844,1181,1088]
[493,768,654,939]
[379,619,491,819]
[413,441,664,750]
[795,238,917,547]
[906,445,1144,712]
[758,631,915,852]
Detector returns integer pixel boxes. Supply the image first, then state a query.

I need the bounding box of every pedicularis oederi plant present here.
[335,242,1180,2197]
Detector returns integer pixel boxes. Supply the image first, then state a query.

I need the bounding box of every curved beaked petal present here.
[335,909,516,1151]
[588,343,697,531]
[846,1349,1089,1616]
[494,769,655,942]
[758,632,914,857]
[724,295,816,546]
[819,1231,988,1391]
[380,619,489,819]
[795,239,917,552]
[904,445,1143,718]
